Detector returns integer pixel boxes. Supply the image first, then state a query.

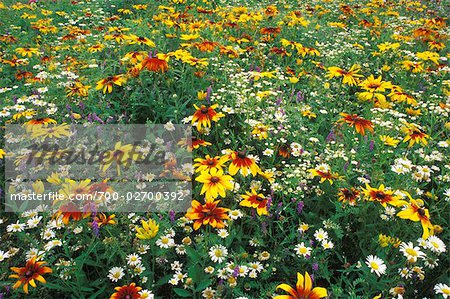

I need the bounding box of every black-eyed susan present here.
[195,168,233,199]
[185,199,230,230]
[15,47,39,57]
[10,257,52,294]
[228,150,260,177]
[194,155,228,173]
[140,55,169,73]
[66,81,90,97]
[339,112,374,135]
[397,193,434,239]
[337,187,360,206]
[110,283,142,299]
[191,104,225,131]
[95,74,127,94]
[274,271,327,299]
[239,189,268,216]
[326,64,363,86]
[361,184,407,207]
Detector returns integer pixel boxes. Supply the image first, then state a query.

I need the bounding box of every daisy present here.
[314,229,328,242]
[366,255,387,276]
[7,221,26,232]
[44,240,62,251]
[108,267,124,282]
[434,283,450,298]
[399,242,426,263]
[26,216,42,228]
[322,240,334,250]
[294,242,311,257]
[139,289,154,299]
[0,250,10,261]
[426,236,446,254]
[156,235,175,249]
[209,245,228,263]
[217,229,229,238]
[127,253,142,266]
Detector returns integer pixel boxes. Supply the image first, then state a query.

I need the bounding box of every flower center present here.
[370,262,379,270]
[25,270,33,278]
[210,176,219,183]
[201,107,209,114]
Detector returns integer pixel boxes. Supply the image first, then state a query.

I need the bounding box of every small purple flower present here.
[326,130,336,142]
[79,101,86,110]
[91,219,99,237]
[312,263,319,272]
[297,201,304,214]
[276,97,282,106]
[369,140,374,151]
[169,210,175,223]
[296,91,304,102]
[66,104,72,111]
[233,266,240,278]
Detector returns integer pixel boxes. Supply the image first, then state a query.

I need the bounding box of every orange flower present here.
[110,283,142,299]
[185,199,230,230]
[278,144,291,158]
[339,112,374,135]
[191,104,225,131]
[140,56,168,73]
[275,271,327,299]
[402,125,429,147]
[54,202,90,225]
[240,189,268,215]
[194,154,228,172]
[191,137,212,149]
[361,184,407,207]
[10,257,52,294]
[337,188,360,206]
[228,150,260,177]
[93,213,116,227]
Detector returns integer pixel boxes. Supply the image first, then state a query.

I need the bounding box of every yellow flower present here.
[379,135,400,147]
[88,44,105,53]
[180,33,200,41]
[135,219,159,240]
[95,74,127,94]
[0,149,5,159]
[416,51,440,65]
[361,183,407,207]
[251,123,269,139]
[326,64,363,86]
[397,194,434,239]
[100,142,140,175]
[195,168,234,200]
[15,47,39,57]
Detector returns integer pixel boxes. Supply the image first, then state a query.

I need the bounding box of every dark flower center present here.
[210,176,219,183]
[375,192,385,200]
[237,151,246,159]
[25,270,33,278]
[207,160,215,165]
[418,208,426,217]
[201,107,209,114]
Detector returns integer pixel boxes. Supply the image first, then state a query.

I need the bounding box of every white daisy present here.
[127,253,142,266]
[0,250,10,261]
[108,267,124,282]
[366,255,387,276]
[294,242,311,257]
[156,235,175,248]
[217,229,229,238]
[209,245,228,263]
[314,229,328,242]
[7,221,26,232]
[322,240,334,250]
[426,236,446,254]
[434,283,450,298]
[399,242,426,263]
[139,289,154,299]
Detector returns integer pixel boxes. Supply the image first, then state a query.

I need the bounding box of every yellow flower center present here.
[370,262,379,270]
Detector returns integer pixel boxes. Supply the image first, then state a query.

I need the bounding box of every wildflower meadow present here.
[0,0,449,298]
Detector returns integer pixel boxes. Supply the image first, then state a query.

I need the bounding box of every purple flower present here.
[79,101,86,110]
[296,91,304,102]
[261,221,267,235]
[276,97,282,106]
[326,130,336,142]
[297,201,304,214]
[233,266,240,278]
[91,219,99,237]
[312,263,319,272]
[169,210,175,223]
[206,86,212,104]
[369,140,374,151]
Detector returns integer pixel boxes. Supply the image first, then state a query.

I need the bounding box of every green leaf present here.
[195,279,212,292]
[173,288,192,297]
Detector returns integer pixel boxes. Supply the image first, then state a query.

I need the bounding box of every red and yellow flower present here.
[339,112,374,135]
[228,151,260,177]
[10,257,52,294]
[191,104,225,131]
[397,194,434,239]
[240,189,268,216]
[361,184,407,207]
[275,271,327,299]
[110,283,142,299]
[96,75,127,94]
[185,199,230,230]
